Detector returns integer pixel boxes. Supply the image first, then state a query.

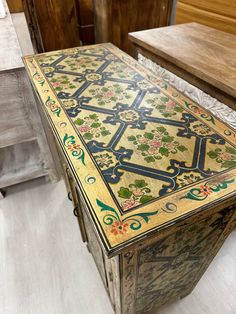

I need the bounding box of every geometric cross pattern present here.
[36,46,236,213]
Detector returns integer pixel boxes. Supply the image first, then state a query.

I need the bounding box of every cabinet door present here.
[23,0,81,52]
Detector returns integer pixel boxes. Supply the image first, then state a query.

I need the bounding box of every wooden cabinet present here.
[22,0,81,52]
[23,43,236,313]
[75,0,95,45]
[0,0,58,197]
[93,0,175,55]
[176,0,236,35]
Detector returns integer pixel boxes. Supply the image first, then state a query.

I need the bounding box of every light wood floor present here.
[0,178,235,314]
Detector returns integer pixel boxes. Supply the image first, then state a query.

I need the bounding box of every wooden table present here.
[129,23,236,110]
[23,43,236,314]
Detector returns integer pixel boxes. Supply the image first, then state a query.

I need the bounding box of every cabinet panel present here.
[176,2,236,35]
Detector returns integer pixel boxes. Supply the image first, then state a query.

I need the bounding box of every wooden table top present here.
[129,22,236,101]
[23,44,236,256]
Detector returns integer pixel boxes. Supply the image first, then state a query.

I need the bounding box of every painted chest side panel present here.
[23,44,236,255]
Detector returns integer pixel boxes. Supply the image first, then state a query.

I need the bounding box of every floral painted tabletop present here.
[23,44,236,256]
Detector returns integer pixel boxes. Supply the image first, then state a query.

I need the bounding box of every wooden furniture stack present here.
[24,43,236,313]
[93,0,176,55]
[0,0,58,198]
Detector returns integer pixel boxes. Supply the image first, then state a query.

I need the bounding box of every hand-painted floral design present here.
[42,67,54,74]
[108,62,136,79]
[118,110,139,123]
[184,101,215,124]
[45,96,61,117]
[176,172,203,188]
[37,55,55,64]
[85,73,102,81]
[207,146,236,169]
[190,121,212,135]
[96,199,158,234]
[94,152,116,170]
[30,59,45,86]
[128,126,187,163]
[181,178,234,201]
[137,80,154,90]
[74,113,111,140]
[64,56,99,70]
[111,221,129,235]
[88,84,132,106]
[62,99,77,109]
[50,75,76,91]
[146,95,183,118]
[118,180,155,210]
[63,133,85,165]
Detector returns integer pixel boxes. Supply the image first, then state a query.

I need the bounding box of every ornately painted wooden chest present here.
[23,44,236,314]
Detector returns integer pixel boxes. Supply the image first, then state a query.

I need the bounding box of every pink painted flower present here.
[103,91,114,98]
[154,133,162,139]
[79,125,91,133]
[122,199,139,210]
[130,187,143,197]
[150,140,161,148]
[166,101,176,108]
[219,152,231,161]
[166,143,175,150]
[148,148,157,155]
[52,82,60,87]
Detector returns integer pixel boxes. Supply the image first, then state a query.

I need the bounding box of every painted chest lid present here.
[23,43,236,256]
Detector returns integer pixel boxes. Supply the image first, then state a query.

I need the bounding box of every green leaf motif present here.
[144,156,155,163]
[128,135,136,141]
[96,199,158,232]
[91,122,101,128]
[226,146,236,154]
[160,96,169,102]
[134,180,148,188]
[159,147,169,156]
[74,118,84,125]
[162,136,174,143]
[101,130,111,136]
[156,126,166,133]
[207,150,218,159]
[221,160,236,168]
[118,187,133,199]
[83,132,93,140]
[144,132,154,140]
[140,195,155,204]
[138,144,150,152]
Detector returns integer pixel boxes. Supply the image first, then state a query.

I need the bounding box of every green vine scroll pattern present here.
[45,96,61,117]
[184,101,215,125]
[180,178,234,201]
[30,59,45,86]
[96,199,158,236]
[63,133,85,165]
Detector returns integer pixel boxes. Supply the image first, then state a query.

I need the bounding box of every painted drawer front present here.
[23,44,236,256]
